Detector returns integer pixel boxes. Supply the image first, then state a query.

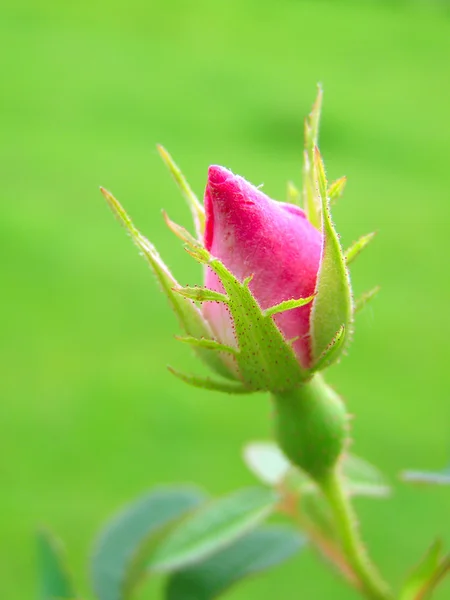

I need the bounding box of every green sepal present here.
[309,148,353,367]
[310,325,346,373]
[163,210,199,247]
[355,287,380,314]
[157,145,205,239]
[345,232,377,266]
[174,286,228,304]
[175,336,239,356]
[164,218,309,391]
[167,366,252,394]
[328,176,347,205]
[207,257,309,391]
[286,181,301,206]
[264,295,315,318]
[302,86,323,229]
[101,188,235,382]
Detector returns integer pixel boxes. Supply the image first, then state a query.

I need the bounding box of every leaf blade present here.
[165,526,306,600]
[149,487,279,573]
[91,487,206,600]
[37,530,75,600]
[401,469,450,486]
[243,441,291,486]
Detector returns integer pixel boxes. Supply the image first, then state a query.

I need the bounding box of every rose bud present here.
[203,165,322,371]
[102,90,378,480]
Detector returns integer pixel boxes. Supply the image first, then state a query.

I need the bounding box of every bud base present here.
[272,374,348,482]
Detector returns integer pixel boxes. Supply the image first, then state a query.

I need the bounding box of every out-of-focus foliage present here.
[1,1,449,599]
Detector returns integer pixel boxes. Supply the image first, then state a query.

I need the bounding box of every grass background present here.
[2,0,450,598]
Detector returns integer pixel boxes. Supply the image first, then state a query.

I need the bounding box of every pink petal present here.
[202,166,322,369]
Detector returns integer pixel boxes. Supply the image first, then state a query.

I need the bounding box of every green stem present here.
[320,470,393,600]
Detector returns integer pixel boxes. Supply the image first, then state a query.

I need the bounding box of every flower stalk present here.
[320,470,393,600]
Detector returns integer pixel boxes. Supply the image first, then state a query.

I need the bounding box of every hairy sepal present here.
[309,149,353,367]
[157,145,205,239]
[286,181,301,206]
[328,176,347,205]
[302,86,323,229]
[345,232,376,266]
[355,286,380,314]
[164,217,309,392]
[101,188,235,381]
[167,367,252,394]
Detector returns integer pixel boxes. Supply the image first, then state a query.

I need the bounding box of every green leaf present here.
[37,529,75,600]
[91,487,206,600]
[243,442,336,541]
[167,366,251,394]
[243,445,337,542]
[310,148,352,366]
[101,187,235,382]
[345,232,377,266]
[302,85,323,229]
[243,441,390,499]
[149,487,279,573]
[401,468,450,486]
[264,295,315,318]
[328,176,347,205]
[157,145,205,239]
[243,441,291,486]
[400,541,444,600]
[286,181,301,206]
[355,286,380,314]
[343,455,391,498]
[165,526,306,600]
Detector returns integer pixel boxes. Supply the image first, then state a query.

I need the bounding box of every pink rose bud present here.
[103,89,375,480]
[203,166,322,370]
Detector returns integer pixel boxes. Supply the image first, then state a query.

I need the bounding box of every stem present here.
[320,470,393,600]
[279,488,359,587]
[297,512,360,587]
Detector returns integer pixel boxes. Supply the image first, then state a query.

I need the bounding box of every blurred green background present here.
[2,0,450,598]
